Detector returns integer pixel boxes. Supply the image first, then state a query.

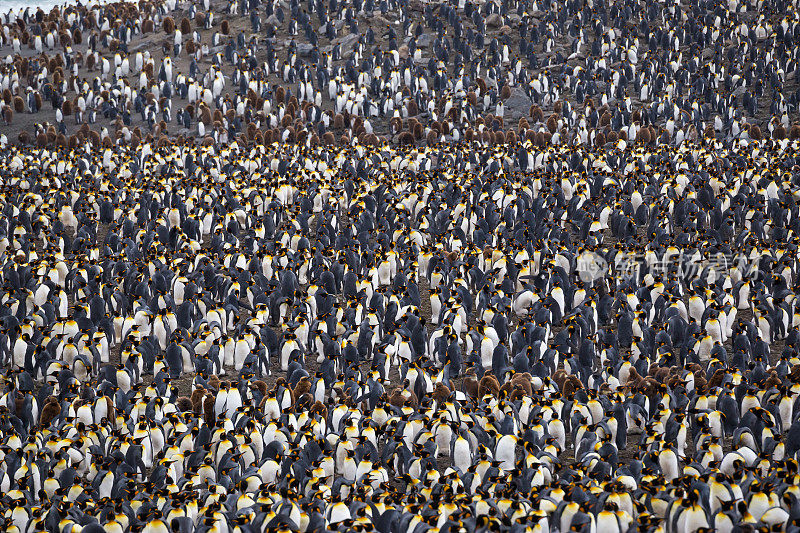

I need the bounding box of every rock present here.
[297,43,314,57]
[399,45,409,59]
[487,13,503,28]
[266,14,280,26]
[505,87,532,119]
[416,33,434,48]
[323,32,359,54]
[337,33,360,51]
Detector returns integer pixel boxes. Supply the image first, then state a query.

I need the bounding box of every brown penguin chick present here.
[562,375,583,398]
[199,105,212,125]
[508,387,526,402]
[389,116,403,133]
[788,364,800,383]
[462,368,479,398]
[207,374,221,392]
[625,367,644,389]
[14,391,25,413]
[399,131,414,145]
[333,112,345,130]
[640,378,661,398]
[685,363,704,379]
[39,396,61,427]
[388,388,417,409]
[292,377,311,405]
[444,250,459,264]
[426,130,438,146]
[552,369,568,391]
[706,368,727,392]
[594,131,606,147]
[764,371,781,390]
[478,375,500,399]
[272,377,288,394]
[203,393,216,426]
[693,373,708,395]
[431,382,451,404]
[176,397,193,412]
[773,125,787,140]
[529,104,543,123]
[310,401,328,420]
[412,121,423,140]
[790,124,800,139]
[667,374,685,389]
[511,372,533,396]
[654,366,671,383]
[499,380,518,396]
[275,88,289,108]
[162,16,175,34]
[190,387,206,414]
